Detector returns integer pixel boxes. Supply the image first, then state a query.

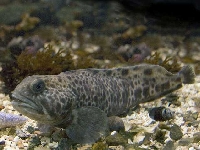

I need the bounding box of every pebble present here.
[27,126,35,134]
[17,140,24,149]
[169,124,183,141]
[106,132,127,146]
[0,141,5,145]
[163,140,175,150]
[16,130,29,139]
[178,138,194,146]
[28,136,41,149]
[13,136,19,142]
[193,132,200,143]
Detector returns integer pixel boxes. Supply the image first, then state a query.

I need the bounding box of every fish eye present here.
[30,78,45,94]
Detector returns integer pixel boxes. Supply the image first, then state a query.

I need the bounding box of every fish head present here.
[11,75,73,126]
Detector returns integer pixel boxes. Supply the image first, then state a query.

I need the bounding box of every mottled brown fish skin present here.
[11,64,195,127]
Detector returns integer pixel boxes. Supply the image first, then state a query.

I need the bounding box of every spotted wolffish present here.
[11,64,195,144]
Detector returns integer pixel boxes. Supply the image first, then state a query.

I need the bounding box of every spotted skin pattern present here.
[11,64,194,128]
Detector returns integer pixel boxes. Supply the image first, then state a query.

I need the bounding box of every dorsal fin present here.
[59,64,174,79]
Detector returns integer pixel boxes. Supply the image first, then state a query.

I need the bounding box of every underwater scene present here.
[0,0,200,149]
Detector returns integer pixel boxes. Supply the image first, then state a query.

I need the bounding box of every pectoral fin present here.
[65,107,108,144]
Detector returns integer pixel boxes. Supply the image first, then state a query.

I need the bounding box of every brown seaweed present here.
[144,51,181,73]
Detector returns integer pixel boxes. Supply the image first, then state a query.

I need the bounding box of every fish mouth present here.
[11,92,41,113]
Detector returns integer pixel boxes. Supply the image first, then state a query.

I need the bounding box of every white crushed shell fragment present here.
[111,131,117,135]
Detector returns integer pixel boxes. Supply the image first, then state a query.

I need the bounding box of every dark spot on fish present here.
[56,102,61,111]
[106,70,112,76]
[152,78,156,82]
[144,69,153,75]
[81,94,86,100]
[175,77,181,82]
[155,85,161,92]
[117,68,121,72]
[122,91,127,99]
[121,69,129,76]
[87,102,91,106]
[58,77,62,82]
[79,80,82,85]
[72,88,77,95]
[143,86,150,98]
[68,84,71,89]
[71,82,76,87]
[50,84,56,88]
[133,66,139,70]
[74,79,78,84]
[151,84,155,88]
[176,84,182,88]
[68,76,71,80]
[134,88,142,99]
[143,78,149,85]
[129,90,133,96]
[94,95,98,100]
[161,81,170,91]
[60,98,65,103]
[157,68,162,72]
[130,82,135,88]
[134,75,137,78]
[151,90,154,94]
[93,70,99,74]
[165,72,173,76]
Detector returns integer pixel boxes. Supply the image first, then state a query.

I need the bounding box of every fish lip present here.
[11,92,39,111]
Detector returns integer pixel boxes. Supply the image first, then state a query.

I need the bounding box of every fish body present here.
[11,64,195,143]
[0,112,27,128]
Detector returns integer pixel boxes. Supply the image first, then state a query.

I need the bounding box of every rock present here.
[116,43,151,62]
[106,132,127,146]
[132,132,146,146]
[92,142,108,150]
[178,138,194,146]
[56,138,72,150]
[27,126,35,134]
[169,124,183,141]
[17,140,24,149]
[183,111,199,122]
[28,136,41,149]
[163,140,175,150]
[125,144,147,150]
[7,36,44,56]
[51,129,66,142]
[0,141,5,145]
[193,132,200,143]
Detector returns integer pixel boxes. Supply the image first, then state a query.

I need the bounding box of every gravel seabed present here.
[0,72,199,150]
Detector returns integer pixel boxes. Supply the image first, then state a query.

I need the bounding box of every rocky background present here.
[0,0,200,149]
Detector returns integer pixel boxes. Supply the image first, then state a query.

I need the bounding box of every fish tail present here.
[178,65,195,84]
